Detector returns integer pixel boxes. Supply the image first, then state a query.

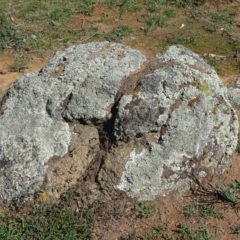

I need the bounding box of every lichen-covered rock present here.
[0,43,238,203]
[99,45,239,201]
[0,72,71,201]
[156,44,215,72]
[52,41,146,123]
[0,42,146,202]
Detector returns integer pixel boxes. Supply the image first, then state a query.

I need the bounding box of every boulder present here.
[99,45,239,200]
[0,42,146,202]
[0,43,238,203]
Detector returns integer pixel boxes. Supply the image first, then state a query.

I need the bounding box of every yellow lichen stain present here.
[36,192,47,203]
[196,81,210,96]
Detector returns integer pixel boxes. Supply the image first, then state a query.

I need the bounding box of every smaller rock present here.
[100,45,239,201]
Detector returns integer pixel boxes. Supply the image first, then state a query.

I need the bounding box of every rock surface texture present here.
[0,42,238,202]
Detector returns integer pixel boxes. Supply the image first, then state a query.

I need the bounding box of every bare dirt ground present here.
[88,153,240,240]
[1,1,240,239]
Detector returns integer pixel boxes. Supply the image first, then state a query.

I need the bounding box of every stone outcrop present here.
[99,45,238,200]
[0,42,238,202]
[0,42,146,201]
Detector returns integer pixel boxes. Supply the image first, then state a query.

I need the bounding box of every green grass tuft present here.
[48,7,73,22]
[145,224,163,239]
[143,14,168,32]
[163,33,200,46]
[0,204,94,240]
[210,8,237,25]
[135,202,156,218]
[177,223,215,240]
[144,0,167,12]
[184,204,224,220]
[76,0,98,16]
[106,0,140,13]
[143,6,176,33]
[169,0,206,8]
[234,225,240,234]
[106,25,133,41]
[0,14,23,51]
